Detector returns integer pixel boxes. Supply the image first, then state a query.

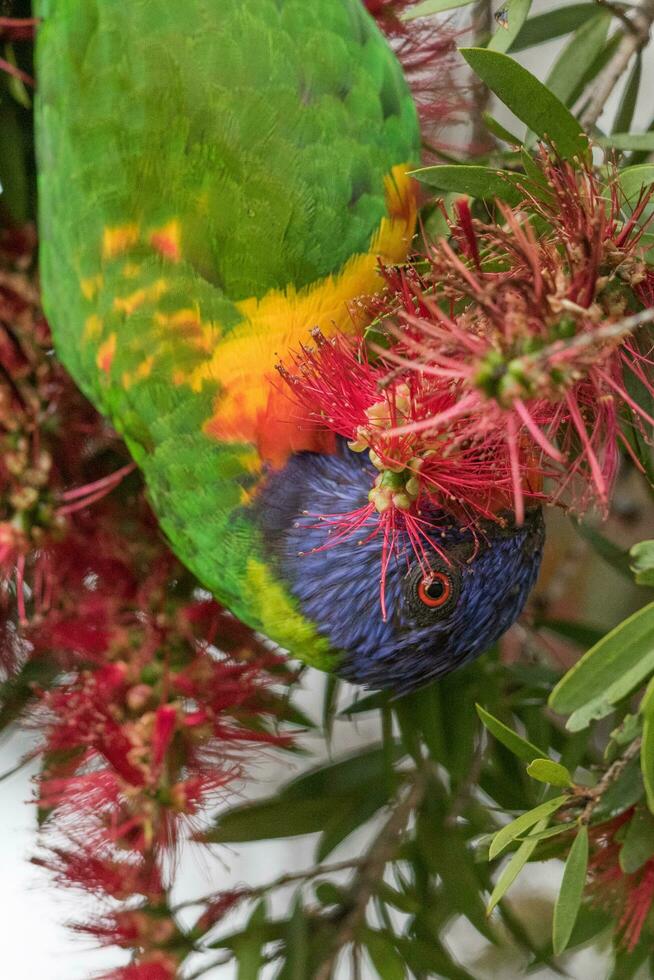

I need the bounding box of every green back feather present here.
[35,0,420,668]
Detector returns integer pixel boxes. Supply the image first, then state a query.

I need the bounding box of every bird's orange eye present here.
[417,572,452,609]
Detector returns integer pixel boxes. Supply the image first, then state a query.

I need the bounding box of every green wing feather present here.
[35,0,420,668]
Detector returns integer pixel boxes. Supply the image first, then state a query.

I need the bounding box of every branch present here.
[581,0,654,129]
[172,859,365,914]
[314,770,428,980]
[519,306,654,372]
[575,736,642,825]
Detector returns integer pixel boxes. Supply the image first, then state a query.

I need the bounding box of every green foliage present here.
[460,48,588,158]
[512,4,600,51]
[630,541,654,586]
[552,826,588,955]
[413,164,524,203]
[487,0,533,53]
[549,602,654,730]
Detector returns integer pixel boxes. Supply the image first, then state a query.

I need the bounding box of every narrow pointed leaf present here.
[412,164,523,203]
[364,930,406,980]
[489,796,569,860]
[488,0,533,53]
[512,5,599,51]
[460,48,588,160]
[640,675,654,814]
[552,826,589,955]
[549,602,654,727]
[613,54,642,135]
[235,901,267,980]
[619,808,654,873]
[476,703,546,763]
[487,818,547,913]
[619,165,654,205]
[544,12,611,106]
[630,541,654,587]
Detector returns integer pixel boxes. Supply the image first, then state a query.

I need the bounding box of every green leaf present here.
[629,114,654,166]
[0,656,59,732]
[601,133,654,152]
[0,101,29,223]
[549,602,654,729]
[282,899,309,980]
[314,882,347,907]
[512,4,599,51]
[316,781,396,861]
[394,938,476,980]
[203,796,345,844]
[339,691,388,716]
[282,743,404,800]
[364,930,406,980]
[622,356,654,488]
[640,674,654,813]
[489,796,569,860]
[520,822,576,844]
[460,47,589,160]
[552,826,589,956]
[526,759,572,787]
[419,823,493,939]
[321,674,340,746]
[607,946,649,980]
[409,683,447,761]
[488,0,533,53]
[4,46,30,110]
[544,12,611,106]
[235,901,267,980]
[476,703,546,763]
[593,755,644,821]
[205,743,404,844]
[630,541,654,587]
[619,808,654,873]
[619,165,654,205]
[411,164,523,204]
[613,54,642,136]
[487,818,548,913]
[567,29,623,108]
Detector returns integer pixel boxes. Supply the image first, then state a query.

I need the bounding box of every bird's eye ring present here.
[417,572,451,609]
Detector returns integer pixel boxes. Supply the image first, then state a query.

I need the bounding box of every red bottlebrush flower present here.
[101,957,180,980]
[376,154,654,519]
[33,841,164,902]
[279,328,538,611]
[106,956,179,980]
[588,809,654,952]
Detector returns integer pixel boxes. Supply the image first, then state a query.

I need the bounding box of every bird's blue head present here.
[257,442,544,693]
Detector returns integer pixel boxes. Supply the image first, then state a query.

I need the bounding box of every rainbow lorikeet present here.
[34,0,543,691]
